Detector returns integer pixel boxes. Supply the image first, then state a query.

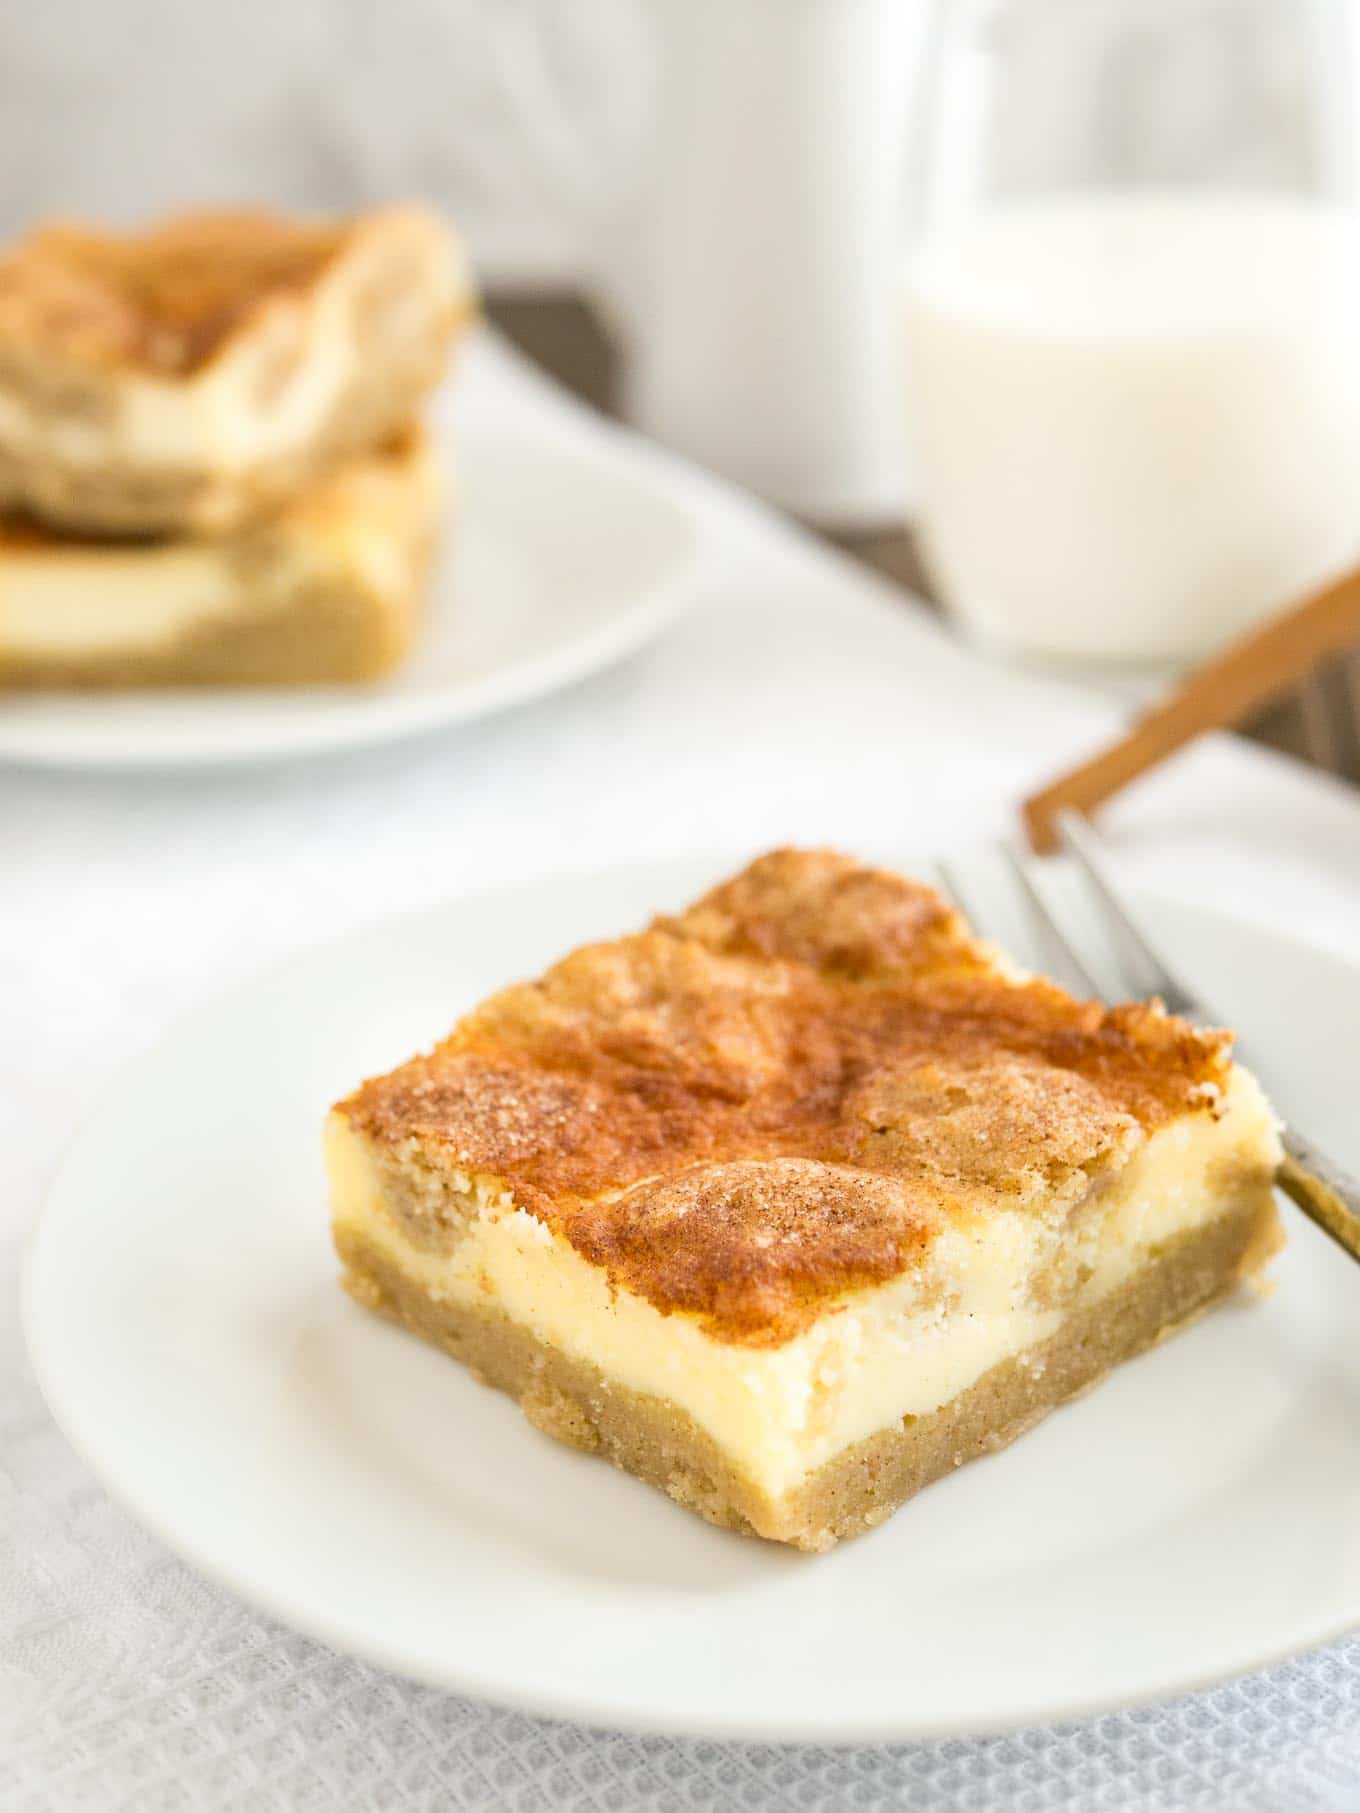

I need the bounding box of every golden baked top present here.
[338,849,1235,1345]
[0,204,455,377]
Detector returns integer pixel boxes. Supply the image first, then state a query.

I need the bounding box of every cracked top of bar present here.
[0,204,449,376]
[337,848,1233,1344]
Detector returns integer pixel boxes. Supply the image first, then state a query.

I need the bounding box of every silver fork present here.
[940,810,1360,1264]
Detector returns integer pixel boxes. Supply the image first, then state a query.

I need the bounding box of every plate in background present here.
[23,855,1360,1741]
[0,429,698,770]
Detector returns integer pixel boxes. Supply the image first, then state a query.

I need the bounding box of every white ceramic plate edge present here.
[22,858,1360,1742]
[0,429,704,771]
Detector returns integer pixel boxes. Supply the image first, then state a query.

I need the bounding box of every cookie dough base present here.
[333,1188,1282,1552]
[1,565,429,687]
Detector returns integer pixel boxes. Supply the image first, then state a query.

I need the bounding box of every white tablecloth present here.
[5,333,1360,1811]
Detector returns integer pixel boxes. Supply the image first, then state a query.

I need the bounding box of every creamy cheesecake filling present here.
[0,314,374,471]
[0,435,439,662]
[327,1068,1280,1503]
[0,545,247,654]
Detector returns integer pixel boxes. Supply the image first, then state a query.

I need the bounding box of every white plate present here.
[0,429,697,770]
[24,856,1360,1742]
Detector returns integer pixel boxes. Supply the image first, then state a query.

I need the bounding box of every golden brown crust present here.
[567,1158,943,1345]
[0,207,436,376]
[338,849,1237,1344]
[662,845,975,978]
[0,211,347,375]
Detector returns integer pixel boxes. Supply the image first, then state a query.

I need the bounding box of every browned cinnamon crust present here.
[335,1189,1280,1550]
[568,1158,943,1346]
[338,850,1238,1347]
[0,206,447,376]
[0,203,474,536]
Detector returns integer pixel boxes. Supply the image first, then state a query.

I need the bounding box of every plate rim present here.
[23,853,1360,1741]
[0,427,702,773]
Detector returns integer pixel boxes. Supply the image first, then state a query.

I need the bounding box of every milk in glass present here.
[905,195,1360,665]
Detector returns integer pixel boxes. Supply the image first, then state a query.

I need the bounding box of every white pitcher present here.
[596,0,923,527]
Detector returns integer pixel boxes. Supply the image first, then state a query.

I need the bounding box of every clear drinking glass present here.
[904,0,1360,671]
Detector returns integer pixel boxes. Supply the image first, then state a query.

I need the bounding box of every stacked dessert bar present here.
[0,205,474,686]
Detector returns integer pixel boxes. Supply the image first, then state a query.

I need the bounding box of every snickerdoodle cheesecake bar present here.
[326,849,1284,1551]
[0,427,441,687]
[0,203,473,535]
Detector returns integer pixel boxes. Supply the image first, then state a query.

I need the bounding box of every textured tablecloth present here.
[6,334,1360,1812]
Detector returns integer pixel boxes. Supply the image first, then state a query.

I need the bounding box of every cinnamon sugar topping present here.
[0,206,432,376]
[340,849,1235,1344]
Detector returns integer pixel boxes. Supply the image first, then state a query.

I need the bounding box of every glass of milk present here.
[904,0,1360,670]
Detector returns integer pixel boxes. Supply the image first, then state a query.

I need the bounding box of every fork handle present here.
[1022,563,1360,852]
[1278,1129,1360,1263]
